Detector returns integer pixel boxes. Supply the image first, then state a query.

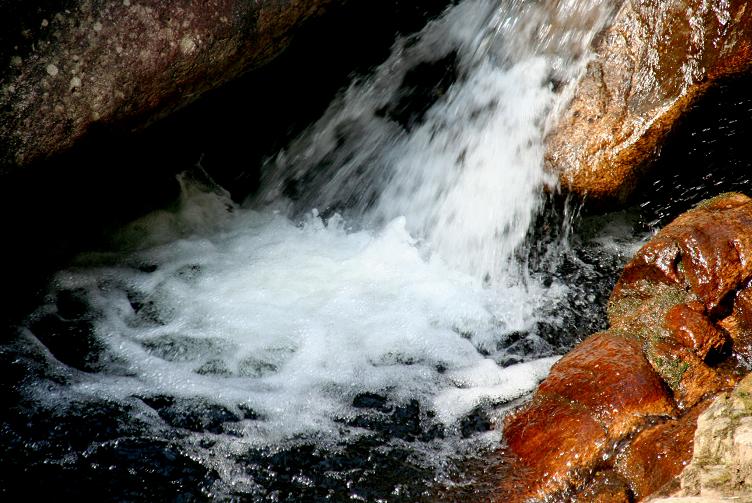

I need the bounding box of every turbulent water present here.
[2,0,646,500]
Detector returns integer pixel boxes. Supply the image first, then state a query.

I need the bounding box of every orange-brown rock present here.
[498,193,752,501]
[719,285,752,360]
[665,303,726,360]
[501,395,609,501]
[572,471,631,503]
[655,341,733,409]
[547,0,752,202]
[536,332,676,438]
[615,401,710,500]
[499,332,674,500]
[613,193,752,313]
[608,194,752,404]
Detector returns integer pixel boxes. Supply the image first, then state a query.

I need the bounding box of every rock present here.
[572,471,632,503]
[499,193,752,501]
[501,394,610,500]
[718,286,752,361]
[609,193,752,407]
[535,332,676,438]
[615,401,711,500]
[649,373,752,502]
[547,0,752,202]
[0,0,342,173]
[665,304,726,361]
[499,332,674,500]
[612,193,752,313]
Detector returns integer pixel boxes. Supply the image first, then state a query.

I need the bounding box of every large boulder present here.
[498,193,752,501]
[0,0,341,173]
[547,0,752,203]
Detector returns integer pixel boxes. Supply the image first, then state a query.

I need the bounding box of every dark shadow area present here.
[630,73,752,229]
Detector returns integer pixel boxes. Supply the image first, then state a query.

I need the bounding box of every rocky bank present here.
[497,192,752,502]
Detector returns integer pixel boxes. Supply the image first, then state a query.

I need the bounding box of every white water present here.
[259,0,617,279]
[24,0,620,493]
[43,182,560,442]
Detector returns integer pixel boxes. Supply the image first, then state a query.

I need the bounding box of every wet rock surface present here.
[615,401,710,500]
[499,331,675,501]
[0,0,342,173]
[499,193,752,501]
[547,0,752,203]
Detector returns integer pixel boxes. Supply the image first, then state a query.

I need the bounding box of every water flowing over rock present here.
[499,193,752,501]
[547,0,752,202]
[0,0,341,173]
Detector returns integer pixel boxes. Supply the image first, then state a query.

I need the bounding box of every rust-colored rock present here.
[665,303,726,361]
[719,285,752,360]
[547,0,752,202]
[499,332,674,500]
[613,193,752,313]
[0,0,340,173]
[615,401,710,500]
[572,471,631,503]
[501,395,609,501]
[536,332,676,438]
[608,194,752,405]
[499,193,752,501]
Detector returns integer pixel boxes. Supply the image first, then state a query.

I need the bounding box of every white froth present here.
[54,186,564,443]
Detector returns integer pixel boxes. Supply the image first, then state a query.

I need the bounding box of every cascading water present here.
[2,0,634,500]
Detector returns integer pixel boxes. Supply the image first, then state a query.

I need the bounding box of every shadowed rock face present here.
[0,0,341,173]
[547,0,752,203]
[498,193,752,502]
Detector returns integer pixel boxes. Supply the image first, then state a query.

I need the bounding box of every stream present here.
[5,0,750,500]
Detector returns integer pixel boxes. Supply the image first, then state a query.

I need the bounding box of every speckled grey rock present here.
[0,0,340,172]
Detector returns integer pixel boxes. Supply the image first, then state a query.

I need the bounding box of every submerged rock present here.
[498,193,752,501]
[0,0,342,173]
[547,0,752,202]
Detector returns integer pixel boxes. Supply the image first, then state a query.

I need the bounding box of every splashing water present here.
[258,0,617,279]
[8,0,624,499]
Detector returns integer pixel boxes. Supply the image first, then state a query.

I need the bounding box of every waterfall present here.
[257,0,617,279]
[12,0,625,499]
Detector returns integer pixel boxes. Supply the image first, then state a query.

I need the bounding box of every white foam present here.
[50,186,565,443]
